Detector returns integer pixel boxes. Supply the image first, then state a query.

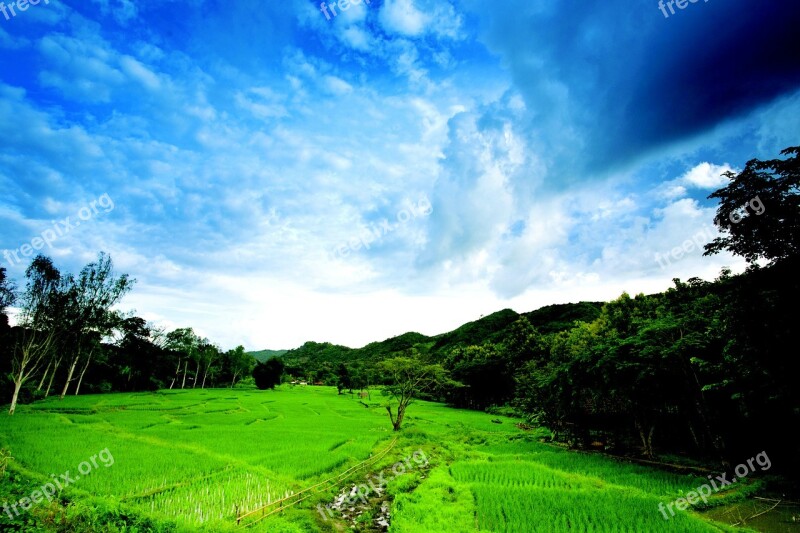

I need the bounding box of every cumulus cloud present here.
[680,162,735,189]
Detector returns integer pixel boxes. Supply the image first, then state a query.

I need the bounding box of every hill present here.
[522,301,603,334]
[247,349,289,362]
[277,301,603,378]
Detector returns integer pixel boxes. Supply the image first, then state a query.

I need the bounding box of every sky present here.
[1,0,799,351]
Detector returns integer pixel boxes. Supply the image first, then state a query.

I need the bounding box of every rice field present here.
[1,387,391,530]
[0,386,749,532]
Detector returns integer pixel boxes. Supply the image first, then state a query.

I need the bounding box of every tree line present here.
[0,254,255,414]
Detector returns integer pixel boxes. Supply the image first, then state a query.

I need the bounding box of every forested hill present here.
[247,349,289,362]
[261,302,602,372]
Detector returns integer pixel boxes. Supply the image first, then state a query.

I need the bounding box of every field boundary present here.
[235,437,398,527]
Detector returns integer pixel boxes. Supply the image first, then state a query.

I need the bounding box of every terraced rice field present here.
[0,386,747,531]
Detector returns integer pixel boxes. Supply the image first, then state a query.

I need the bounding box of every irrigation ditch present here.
[235,437,400,528]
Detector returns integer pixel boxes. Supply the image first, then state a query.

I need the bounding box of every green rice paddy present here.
[0,386,750,531]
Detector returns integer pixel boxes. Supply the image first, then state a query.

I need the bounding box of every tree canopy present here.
[704,145,799,264]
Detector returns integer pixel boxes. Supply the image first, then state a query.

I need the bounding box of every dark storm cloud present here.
[473,0,800,177]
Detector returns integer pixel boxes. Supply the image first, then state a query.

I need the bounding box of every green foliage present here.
[0,447,11,476]
[379,353,451,430]
[705,145,799,265]
[522,301,604,334]
[252,358,284,390]
[247,349,288,362]
[0,266,15,316]
[446,344,514,409]
[430,309,520,355]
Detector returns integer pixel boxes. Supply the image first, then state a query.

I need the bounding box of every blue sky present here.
[1,0,799,350]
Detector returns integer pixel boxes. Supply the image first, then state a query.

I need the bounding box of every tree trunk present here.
[170,358,181,389]
[386,402,407,431]
[45,356,62,398]
[59,354,80,400]
[8,379,23,415]
[8,320,56,412]
[386,405,397,429]
[687,420,702,449]
[192,359,200,388]
[393,407,406,431]
[636,419,656,459]
[37,361,52,391]
[74,350,93,396]
[201,365,208,389]
[181,360,188,389]
[231,371,239,388]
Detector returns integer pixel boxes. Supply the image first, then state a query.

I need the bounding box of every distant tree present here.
[221,345,253,388]
[350,364,373,400]
[336,363,352,394]
[0,268,15,401]
[446,344,513,410]
[110,315,161,391]
[378,352,448,431]
[0,267,15,320]
[165,328,200,389]
[503,316,547,367]
[253,357,284,390]
[704,146,799,265]
[197,342,220,389]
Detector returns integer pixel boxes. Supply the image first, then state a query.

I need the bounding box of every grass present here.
[0,386,755,532]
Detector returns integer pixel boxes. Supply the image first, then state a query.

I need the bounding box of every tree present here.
[0,267,15,321]
[336,363,352,394]
[378,353,448,431]
[165,328,200,389]
[112,316,170,391]
[503,316,547,367]
[8,256,64,414]
[704,146,799,265]
[57,253,133,399]
[253,357,284,390]
[197,343,220,389]
[446,344,514,410]
[221,345,253,388]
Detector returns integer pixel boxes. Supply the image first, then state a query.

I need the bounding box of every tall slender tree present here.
[58,253,132,399]
[8,256,64,414]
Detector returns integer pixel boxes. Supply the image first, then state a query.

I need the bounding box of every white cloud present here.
[119,55,161,91]
[323,75,354,95]
[379,0,430,37]
[378,0,463,40]
[680,162,735,189]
